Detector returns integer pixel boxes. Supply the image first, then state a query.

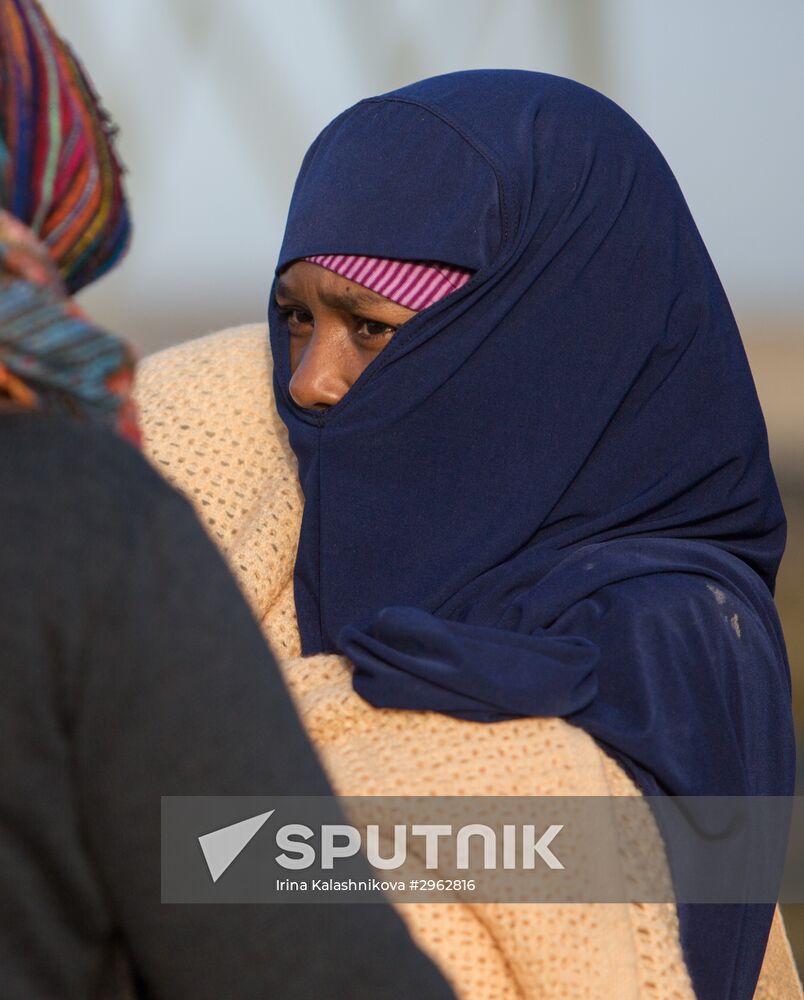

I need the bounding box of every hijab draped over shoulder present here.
[268,70,796,1000]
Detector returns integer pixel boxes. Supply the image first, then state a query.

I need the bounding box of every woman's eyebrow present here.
[275,278,387,312]
[318,286,386,312]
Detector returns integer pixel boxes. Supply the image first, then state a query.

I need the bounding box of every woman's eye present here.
[279,307,313,331]
[355,318,396,340]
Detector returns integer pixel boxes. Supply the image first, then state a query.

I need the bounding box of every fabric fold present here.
[341,605,599,720]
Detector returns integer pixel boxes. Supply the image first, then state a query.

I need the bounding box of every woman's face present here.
[275,261,417,410]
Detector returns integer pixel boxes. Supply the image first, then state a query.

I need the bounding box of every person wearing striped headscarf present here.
[0,0,136,438]
[0,4,457,998]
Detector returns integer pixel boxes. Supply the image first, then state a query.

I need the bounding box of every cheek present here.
[348,337,394,379]
[339,343,382,383]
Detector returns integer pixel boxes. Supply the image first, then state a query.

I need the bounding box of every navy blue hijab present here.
[268,70,796,999]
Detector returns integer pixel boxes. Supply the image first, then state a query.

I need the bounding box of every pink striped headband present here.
[299,254,474,311]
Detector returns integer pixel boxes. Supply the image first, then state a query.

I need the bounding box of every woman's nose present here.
[288,330,350,410]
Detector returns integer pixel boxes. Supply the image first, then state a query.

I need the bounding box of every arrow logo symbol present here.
[198,810,275,882]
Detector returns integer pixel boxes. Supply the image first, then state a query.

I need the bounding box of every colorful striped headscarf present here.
[0,0,138,443]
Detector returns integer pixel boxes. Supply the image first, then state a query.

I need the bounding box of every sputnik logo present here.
[198,810,275,882]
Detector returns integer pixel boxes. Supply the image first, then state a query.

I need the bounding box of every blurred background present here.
[46,0,803,973]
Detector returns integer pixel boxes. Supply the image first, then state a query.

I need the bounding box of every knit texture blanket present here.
[135,323,802,1000]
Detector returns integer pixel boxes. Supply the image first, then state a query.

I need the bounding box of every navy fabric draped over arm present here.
[341,537,794,802]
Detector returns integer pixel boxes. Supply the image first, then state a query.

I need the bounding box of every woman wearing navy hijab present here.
[268,70,797,1000]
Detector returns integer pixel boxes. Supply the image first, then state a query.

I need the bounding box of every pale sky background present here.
[44,0,804,355]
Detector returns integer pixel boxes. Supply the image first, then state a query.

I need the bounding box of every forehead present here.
[276,261,403,312]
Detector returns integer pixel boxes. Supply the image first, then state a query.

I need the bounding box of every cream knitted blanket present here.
[135,323,802,1000]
